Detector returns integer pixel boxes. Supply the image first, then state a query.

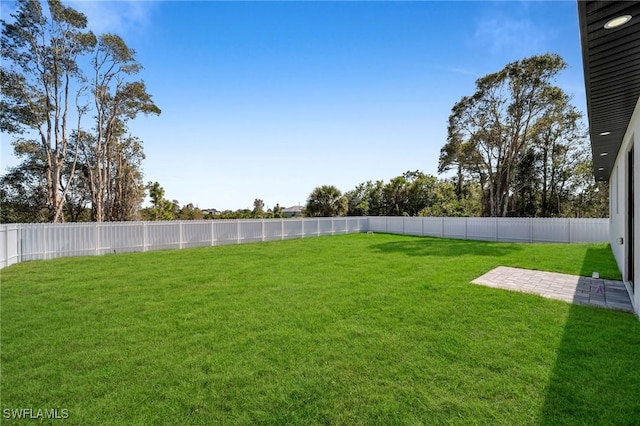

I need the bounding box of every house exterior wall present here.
[609,97,640,316]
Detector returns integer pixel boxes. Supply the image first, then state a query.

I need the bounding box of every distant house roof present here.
[283,205,303,213]
[578,1,640,181]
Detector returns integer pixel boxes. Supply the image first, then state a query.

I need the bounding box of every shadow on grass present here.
[579,245,623,280]
[539,248,640,424]
[368,235,522,258]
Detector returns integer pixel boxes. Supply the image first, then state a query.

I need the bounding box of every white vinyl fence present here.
[0,217,368,267]
[367,216,610,243]
[0,216,609,269]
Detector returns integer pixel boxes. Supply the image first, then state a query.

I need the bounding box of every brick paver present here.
[472,266,634,313]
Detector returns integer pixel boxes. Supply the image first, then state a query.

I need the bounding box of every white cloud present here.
[446,67,479,77]
[67,1,156,36]
[473,13,549,56]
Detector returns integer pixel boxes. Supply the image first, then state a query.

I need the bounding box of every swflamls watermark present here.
[2,408,69,420]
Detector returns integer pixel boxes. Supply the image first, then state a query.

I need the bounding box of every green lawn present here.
[1,233,639,425]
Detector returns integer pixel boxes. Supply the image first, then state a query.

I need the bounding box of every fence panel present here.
[403,217,423,236]
[496,218,531,242]
[69,223,99,256]
[283,220,303,239]
[333,218,347,234]
[212,221,239,246]
[443,218,466,239]
[532,219,571,243]
[386,217,404,234]
[304,218,320,237]
[0,225,20,268]
[263,220,282,240]
[367,217,386,233]
[0,217,611,269]
[347,217,367,233]
[318,219,334,236]
[422,217,442,237]
[18,225,42,261]
[466,218,497,241]
[239,221,263,244]
[99,223,145,254]
[182,222,213,248]
[570,218,610,242]
[145,222,181,250]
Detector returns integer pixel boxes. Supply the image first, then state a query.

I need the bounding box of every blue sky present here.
[1,1,587,211]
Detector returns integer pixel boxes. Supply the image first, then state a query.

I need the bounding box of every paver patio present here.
[472,266,634,313]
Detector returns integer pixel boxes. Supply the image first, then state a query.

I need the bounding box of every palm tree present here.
[305,185,348,217]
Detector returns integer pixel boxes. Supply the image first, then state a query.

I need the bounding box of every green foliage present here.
[142,181,174,220]
[252,198,265,218]
[0,141,48,223]
[305,185,348,217]
[271,203,284,218]
[176,203,205,220]
[2,235,636,424]
[1,0,97,222]
[439,53,595,217]
[344,171,482,217]
[1,0,158,223]
[570,160,609,218]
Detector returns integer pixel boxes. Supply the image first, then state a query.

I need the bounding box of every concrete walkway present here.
[472,266,634,313]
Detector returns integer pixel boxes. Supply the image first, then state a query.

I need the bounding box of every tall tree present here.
[345,182,373,216]
[439,54,568,217]
[1,0,96,222]
[528,93,587,217]
[144,181,174,220]
[85,33,160,222]
[344,172,479,217]
[252,198,265,218]
[2,1,159,223]
[110,135,146,221]
[0,140,48,223]
[305,185,347,217]
[568,159,609,218]
[271,203,284,218]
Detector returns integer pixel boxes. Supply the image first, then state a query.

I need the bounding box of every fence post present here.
[211,220,215,246]
[179,221,184,249]
[441,217,444,238]
[261,219,265,242]
[464,217,468,240]
[237,220,241,244]
[301,218,305,238]
[529,218,533,243]
[2,225,7,268]
[281,219,284,240]
[495,217,498,242]
[43,224,48,260]
[95,223,100,255]
[568,219,572,243]
[141,222,145,252]
[17,225,22,264]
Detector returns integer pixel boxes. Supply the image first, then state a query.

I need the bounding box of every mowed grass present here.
[1,233,639,425]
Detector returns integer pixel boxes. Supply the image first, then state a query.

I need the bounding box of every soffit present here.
[578,1,640,181]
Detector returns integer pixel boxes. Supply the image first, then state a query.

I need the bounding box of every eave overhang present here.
[578,1,640,182]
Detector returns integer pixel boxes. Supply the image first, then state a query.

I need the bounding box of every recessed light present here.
[598,167,605,171]
[599,131,611,136]
[600,152,608,156]
[604,15,632,29]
